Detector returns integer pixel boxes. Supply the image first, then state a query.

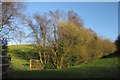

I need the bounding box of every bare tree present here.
[23,13,49,67]
[1,2,24,38]
[11,29,26,44]
[47,10,65,68]
[68,11,84,27]
[23,11,65,68]
[34,14,50,65]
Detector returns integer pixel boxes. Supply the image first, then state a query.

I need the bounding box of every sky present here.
[9,2,118,45]
[26,2,118,40]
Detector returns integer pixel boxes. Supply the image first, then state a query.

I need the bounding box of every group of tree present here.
[1,2,118,70]
[22,10,116,69]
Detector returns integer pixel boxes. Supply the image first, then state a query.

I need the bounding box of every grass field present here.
[7,45,119,78]
[8,45,36,70]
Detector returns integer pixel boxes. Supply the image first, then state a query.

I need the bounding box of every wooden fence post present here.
[37,60,38,69]
[30,59,31,69]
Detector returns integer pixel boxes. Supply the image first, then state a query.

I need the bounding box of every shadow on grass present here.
[101,50,120,59]
[7,66,118,78]
[11,49,38,60]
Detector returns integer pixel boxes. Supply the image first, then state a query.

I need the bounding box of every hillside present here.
[7,45,119,78]
[8,45,38,70]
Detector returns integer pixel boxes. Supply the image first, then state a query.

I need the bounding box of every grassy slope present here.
[8,45,119,78]
[8,45,35,70]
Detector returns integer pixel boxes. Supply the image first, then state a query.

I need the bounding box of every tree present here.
[46,10,84,69]
[47,10,65,69]
[23,11,65,69]
[115,35,120,50]
[68,11,83,27]
[1,3,24,76]
[57,21,85,67]
[11,29,26,44]
[1,2,24,55]
[1,2,24,38]
[34,14,49,65]
[23,13,49,67]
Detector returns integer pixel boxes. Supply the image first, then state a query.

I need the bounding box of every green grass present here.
[8,45,35,70]
[7,45,119,78]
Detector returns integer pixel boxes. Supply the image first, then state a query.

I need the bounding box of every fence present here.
[0,56,11,78]
[30,59,44,70]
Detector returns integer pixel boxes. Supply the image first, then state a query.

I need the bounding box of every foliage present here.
[2,37,9,64]
[2,37,8,55]
[115,35,120,50]
[57,21,116,67]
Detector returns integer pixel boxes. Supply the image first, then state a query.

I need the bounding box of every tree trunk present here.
[59,58,63,69]
[39,52,43,65]
[43,51,46,64]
